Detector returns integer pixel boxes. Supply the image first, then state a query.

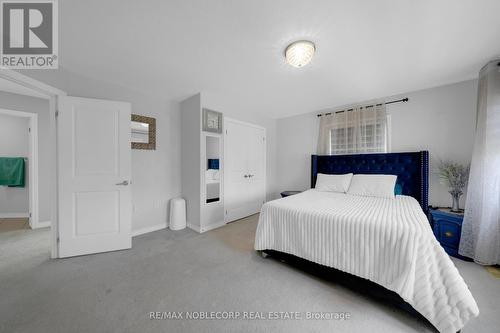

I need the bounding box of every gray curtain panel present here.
[459,59,500,265]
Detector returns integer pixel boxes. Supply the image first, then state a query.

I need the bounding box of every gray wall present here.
[0,92,51,222]
[17,69,182,232]
[63,76,182,233]
[19,67,474,229]
[202,91,279,202]
[180,94,201,229]
[21,69,279,233]
[0,113,29,215]
[276,79,478,208]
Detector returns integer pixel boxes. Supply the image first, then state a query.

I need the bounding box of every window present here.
[317,104,390,155]
[329,116,390,154]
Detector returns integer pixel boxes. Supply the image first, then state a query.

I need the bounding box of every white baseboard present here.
[187,222,200,233]
[34,220,51,229]
[0,213,29,219]
[188,220,226,233]
[203,220,226,233]
[132,222,167,237]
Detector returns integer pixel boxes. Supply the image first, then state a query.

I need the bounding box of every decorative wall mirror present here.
[131,114,156,150]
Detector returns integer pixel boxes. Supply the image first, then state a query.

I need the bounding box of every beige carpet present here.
[485,266,500,279]
[0,218,30,233]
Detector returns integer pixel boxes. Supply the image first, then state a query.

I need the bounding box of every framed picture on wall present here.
[202,108,223,133]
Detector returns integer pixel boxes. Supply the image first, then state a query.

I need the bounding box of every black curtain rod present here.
[316,98,409,117]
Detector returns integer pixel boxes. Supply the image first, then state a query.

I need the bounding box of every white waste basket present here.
[169,198,186,230]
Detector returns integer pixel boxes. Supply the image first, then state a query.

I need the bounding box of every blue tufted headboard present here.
[311,151,429,212]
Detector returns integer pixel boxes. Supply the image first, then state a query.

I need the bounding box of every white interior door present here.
[57,96,132,258]
[224,118,266,223]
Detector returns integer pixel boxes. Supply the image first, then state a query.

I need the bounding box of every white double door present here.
[224,118,266,223]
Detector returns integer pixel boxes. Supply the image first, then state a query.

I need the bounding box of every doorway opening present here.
[0,79,50,250]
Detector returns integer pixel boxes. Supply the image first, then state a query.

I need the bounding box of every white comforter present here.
[254,190,479,333]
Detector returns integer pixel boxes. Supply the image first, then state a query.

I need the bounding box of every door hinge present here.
[28,127,31,133]
[57,236,60,243]
[225,210,228,215]
[225,129,228,135]
[29,212,32,217]
[55,110,59,118]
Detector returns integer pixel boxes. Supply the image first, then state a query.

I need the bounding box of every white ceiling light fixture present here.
[285,40,316,68]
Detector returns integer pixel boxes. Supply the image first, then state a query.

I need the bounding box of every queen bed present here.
[254,151,479,333]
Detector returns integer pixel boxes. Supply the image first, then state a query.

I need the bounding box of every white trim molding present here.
[132,222,167,237]
[0,69,66,97]
[0,213,29,218]
[35,221,51,229]
[187,220,225,233]
[187,222,200,233]
[0,68,66,259]
[0,109,39,229]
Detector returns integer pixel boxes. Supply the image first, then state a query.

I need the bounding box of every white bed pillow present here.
[315,173,353,193]
[347,174,397,199]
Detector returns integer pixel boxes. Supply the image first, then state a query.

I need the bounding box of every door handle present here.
[115,180,129,186]
[248,174,254,178]
[244,175,249,178]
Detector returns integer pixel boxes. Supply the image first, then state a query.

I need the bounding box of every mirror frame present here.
[131,114,156,150]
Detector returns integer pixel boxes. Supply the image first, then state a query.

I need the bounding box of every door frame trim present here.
[0,68,67,258]
[0,108,39,229]
[224,116,266,131]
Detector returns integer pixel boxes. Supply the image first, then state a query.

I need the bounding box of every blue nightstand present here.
[429,208,471,261]
[280,191,302,198]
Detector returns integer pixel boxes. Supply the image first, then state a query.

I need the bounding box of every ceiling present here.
[0,78,49,99]
[58,0,500,119]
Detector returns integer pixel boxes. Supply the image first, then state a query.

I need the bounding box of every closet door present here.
[245,126,266,216]
[224,118,266,223]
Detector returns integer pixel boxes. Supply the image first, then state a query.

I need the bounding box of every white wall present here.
[60,74,182,233]
[202,91,279,201]
[19,67,477,228]
[277,79,478,208]
[21,69,280,233]
[0,113,29,216]
[180,94,202,229]
[0,92,51,222]
[20,69,180,233]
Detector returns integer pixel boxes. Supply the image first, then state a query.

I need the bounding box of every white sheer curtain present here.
[317,104,388,155]
[459,60,500,265]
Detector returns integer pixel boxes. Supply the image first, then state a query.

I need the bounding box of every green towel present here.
[0,157,25,187]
